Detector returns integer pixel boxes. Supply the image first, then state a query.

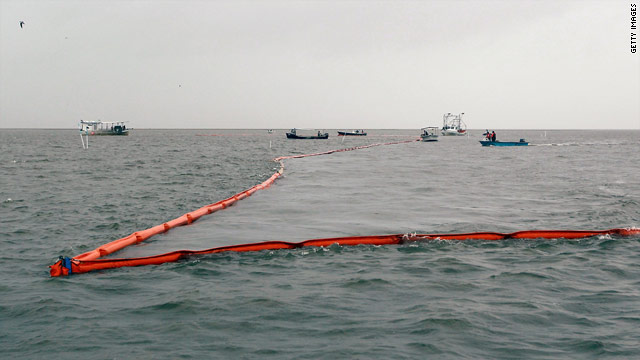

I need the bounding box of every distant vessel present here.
[480,139,529,147]
[286,128,329,139]
[441,113,467,136]
[80,120,129,136]
[420,127,439,142]
[337,130,367,136]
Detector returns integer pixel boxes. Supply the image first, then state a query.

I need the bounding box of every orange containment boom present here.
[50,228,639,277]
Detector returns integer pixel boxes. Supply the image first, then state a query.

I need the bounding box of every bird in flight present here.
[19,21,25,28]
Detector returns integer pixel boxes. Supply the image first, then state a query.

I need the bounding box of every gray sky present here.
[1,0,638,129]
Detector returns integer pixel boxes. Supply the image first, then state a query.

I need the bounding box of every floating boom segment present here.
[50,229,639,277]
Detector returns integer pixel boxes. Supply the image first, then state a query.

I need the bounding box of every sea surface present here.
[1,129,639,359]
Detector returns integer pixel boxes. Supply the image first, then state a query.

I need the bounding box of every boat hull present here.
[480,140,528,147]
[286,133,329,139]
[89,131,129,136]
[420,135,438,142]
[337,131,367,136]
[441,129,466,136]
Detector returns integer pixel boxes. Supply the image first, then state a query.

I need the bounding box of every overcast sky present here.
[1,0,638,129]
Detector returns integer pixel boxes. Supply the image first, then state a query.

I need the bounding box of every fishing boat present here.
[337,130,367,136]
[79,120,129,136]
[441,113,467,136]
[286,128,329,139]
[480,139,529,147]
[420,127,439,142]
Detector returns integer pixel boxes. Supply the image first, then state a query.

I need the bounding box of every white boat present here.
[79,120,129,136]
[420,127,439,142]
[440,113,467,136]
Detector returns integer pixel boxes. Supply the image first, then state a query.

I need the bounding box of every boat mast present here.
[79,120,89,149]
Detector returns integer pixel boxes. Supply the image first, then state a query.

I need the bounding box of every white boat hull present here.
[441,129,466,136]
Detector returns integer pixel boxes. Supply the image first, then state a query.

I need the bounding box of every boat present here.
[480,139,529,146]
[337,130,367,136]
[286,128,329,139]
[441,113,467,136]
[79,120,129,136]
[420,127,439,142]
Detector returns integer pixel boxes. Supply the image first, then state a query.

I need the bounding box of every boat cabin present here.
[80,120,129,136]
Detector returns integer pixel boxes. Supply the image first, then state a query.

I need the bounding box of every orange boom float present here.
[50,228,639,277]
[49,139,639,276]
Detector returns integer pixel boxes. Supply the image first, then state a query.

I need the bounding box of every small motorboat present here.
[286,128,329,139]
[420,127,439,142]
[480,139,529,146]
[337,130,367,136]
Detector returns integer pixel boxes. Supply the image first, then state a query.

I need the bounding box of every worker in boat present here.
[318,131,322,136]
[491,131,496,142]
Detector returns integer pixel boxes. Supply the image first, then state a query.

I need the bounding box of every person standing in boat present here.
[491,131,496,142]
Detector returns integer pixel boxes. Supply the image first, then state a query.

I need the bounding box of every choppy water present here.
[1,129,639,359]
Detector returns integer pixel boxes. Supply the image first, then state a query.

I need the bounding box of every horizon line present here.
[1,128,639,131]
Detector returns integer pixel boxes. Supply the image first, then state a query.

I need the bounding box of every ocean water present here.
[1,129,639,359]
